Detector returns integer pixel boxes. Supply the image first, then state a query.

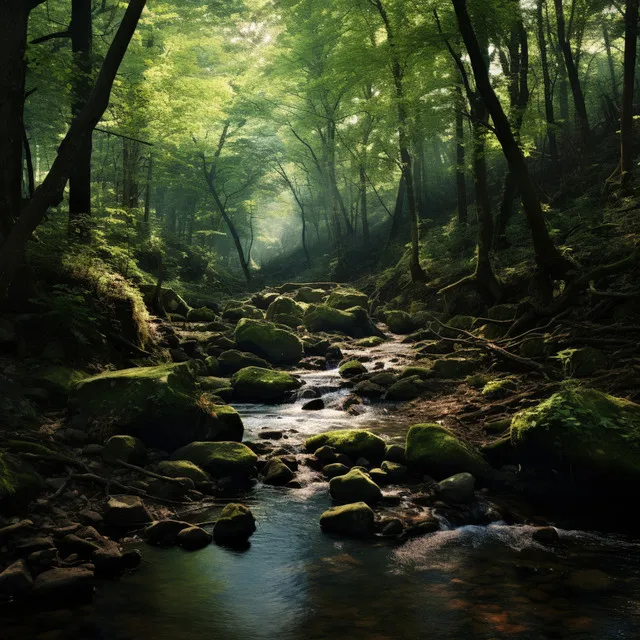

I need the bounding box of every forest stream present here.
[4,332,640,640]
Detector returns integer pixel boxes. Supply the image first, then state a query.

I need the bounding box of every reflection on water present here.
[4,337,640,639]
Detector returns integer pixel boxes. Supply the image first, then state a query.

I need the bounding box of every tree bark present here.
[537,0,558,167]
[553,0,589,143]
[0,0,148,300]
[454,84,467,225]
[621,0,639,191]
[68,0,93,239]
[452,0,573,283]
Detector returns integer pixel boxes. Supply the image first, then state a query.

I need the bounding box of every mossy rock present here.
[399,365,432,380]
[415,340,453,356]
[0,452,44,507]
[6,440,56,456]
[295,287,326,303]
[303,338,331,356]
[222,305,264,322]
[354,336,385,348]
[329,468,382,505]
[139,285,189,316]
[483,418,512,434]
[386,377,421,401]
[353,380,385,399]
[554,347,607,377]
[231,366,301,403]
[250,291,280,310]
[218,349,271,375]
[156,460,210,483]
[432,357,481,379]
[199,376,232,392]
[305,429,385,463]
[213,503,256,544]
[187,307,218,322]
[273,313,303,328]
[482,377,518,400]
[102,435,147,465]
[405,423,491,479]
[303,305,377,338]
[520,337,552,359]
[476,323,507,341]
[320,502,375,538]
[265,296,305,321]
[171,442,258,478]
[510,387,640,482]
[234,318,303,365]
[488,304,519,321]
[326,288,369,311]
[385,310,414,335]
[30,366,88,400]
[204,356,221,376]
[447,315,477,330]
[69,363,224,450]
[201,404,244,441]
[369,371,397,387]
[339,359,367,379]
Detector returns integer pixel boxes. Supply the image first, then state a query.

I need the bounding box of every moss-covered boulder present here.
[29,366,88,400]
[447,315,477,330]
[320,502,375,538]
[69,363,224,450]
[187,307,218,322]
[482,377,517,400]
[386,377,421,401]
[199,376,232,392]
[222,305,264,322]
[437,472,475,503]
[399,365,432,380]
[303,305,378,338]
[250,291,279,310]
[555,347,607,377]
[213,503,256,545]
[234,318,303,365]
[432,357,481,379]
[139,285,189,316]
[231,366,301,403]
[405,424,491,479]
[170,442,257,478]
[261,458,294,486]
[305,429,385,463]
[200,404,244,441]
[295,287,326,304]
[330,468,382,505]
[0,452,44,507]
[265,296,305,321]
[354,336,385,348]
[385,310,414,334]
[156,460,210,484]
[218,349,271,375]
[510,387,640,484]
[339,359,367,378]
[102,435,147,465]
[273,313,303,328]
[326,289,369,311]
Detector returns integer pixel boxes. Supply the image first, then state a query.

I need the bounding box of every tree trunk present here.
[0,1,30,244]
[359,165,370,245]
[388,175,407,242]
[621,0,639,191]
[0,0,147,300]
[602,21,618,106]
[68,0,93,239]
[143,152,152,223]
[537,0,558,167]
[553,0,589,143]
[455,84,467,225]
[453,0,573,282]
[122,138,140,209]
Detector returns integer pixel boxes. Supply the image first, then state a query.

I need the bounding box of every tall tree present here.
[620,0,639,191]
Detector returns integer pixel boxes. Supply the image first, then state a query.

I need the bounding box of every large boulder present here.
[170,442,258,479]
[156,460,210,484]
[261,458,294,486]
[218,349,271,374]
[69,363,225,450]
[320,502,375,538]
[305,429,386,463]
[510,387,640,485]
[234,318,303,365]
[329,468,382,505]
[200,404,244,441]
[103,495,151,528]
[385,310,415,334]
[437,472,475,503]
[0,559,33,597]
[339,359,367,378]
[295,287,326,303]
[145,519,191,546]
[213,503,256,545]
[177,526,212,551]
[222,304,264,322]
[187,307,218,322]
[326,288,369,311]
[32,567,94,600]
[405,424,491,479]
[140,285,189,316]
[303,305,378,338]
[265,296,306,321]
[102,435,147,465]
[231,366,301,403]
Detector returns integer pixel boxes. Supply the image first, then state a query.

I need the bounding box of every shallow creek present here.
[7,338,640,639]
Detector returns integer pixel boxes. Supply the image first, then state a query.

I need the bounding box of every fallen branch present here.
[110,458,191,485]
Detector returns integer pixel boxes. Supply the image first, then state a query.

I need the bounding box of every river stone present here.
[368,468,388,485]
[103,495,151,529]
[302,398,325,411]
[314,445,337,463]
[261,458,294,486]
[218,349,272,375]
[303,305,378,338]
[295,287,326,304]
[405,424,491,479]
[385,444,407,464]
[319,502,375,538]
[32,567,94,599]
[326,288,368,311]
[431,358,481,379]
[532,526,560,544]
[305,430,385,463]
[386,377,421,401]
[437,472,475,504]
[145,519,192,546]
[234,318,303,365]
[177,526,212,551]
[381,460,408,482]
[231,367,302,403]
[0,559,33,597]
[323,463,350,479]
[58,534,101,560]
[265,296,306,321]
[385,310,414,334]
[339,360,367,378]
[199,404,244,442]
[171,442,258,479]
[354,380,385,399]
[92,548,142,577]
[329,468,382,505]
[102,435,147,465]
[156,460,210,484]
[213,503,256,545]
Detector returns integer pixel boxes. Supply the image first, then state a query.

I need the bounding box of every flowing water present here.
[5,339,640,639]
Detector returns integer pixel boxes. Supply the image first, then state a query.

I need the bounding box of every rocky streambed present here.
[2,284,640,638]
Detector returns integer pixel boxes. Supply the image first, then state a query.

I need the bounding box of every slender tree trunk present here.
[0,1,30,245]
[68,0,93,238]
[537,0,558,166]
[23,126,35,198]
[359,165,370,245]
[455,84,467,225]
[388,175,407,242]
[553,0,589,143]
[0,0,147,299]
[143,153,152,223]
[453,0,573,283]
[602,21,618,105]
[621,0,639,191]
